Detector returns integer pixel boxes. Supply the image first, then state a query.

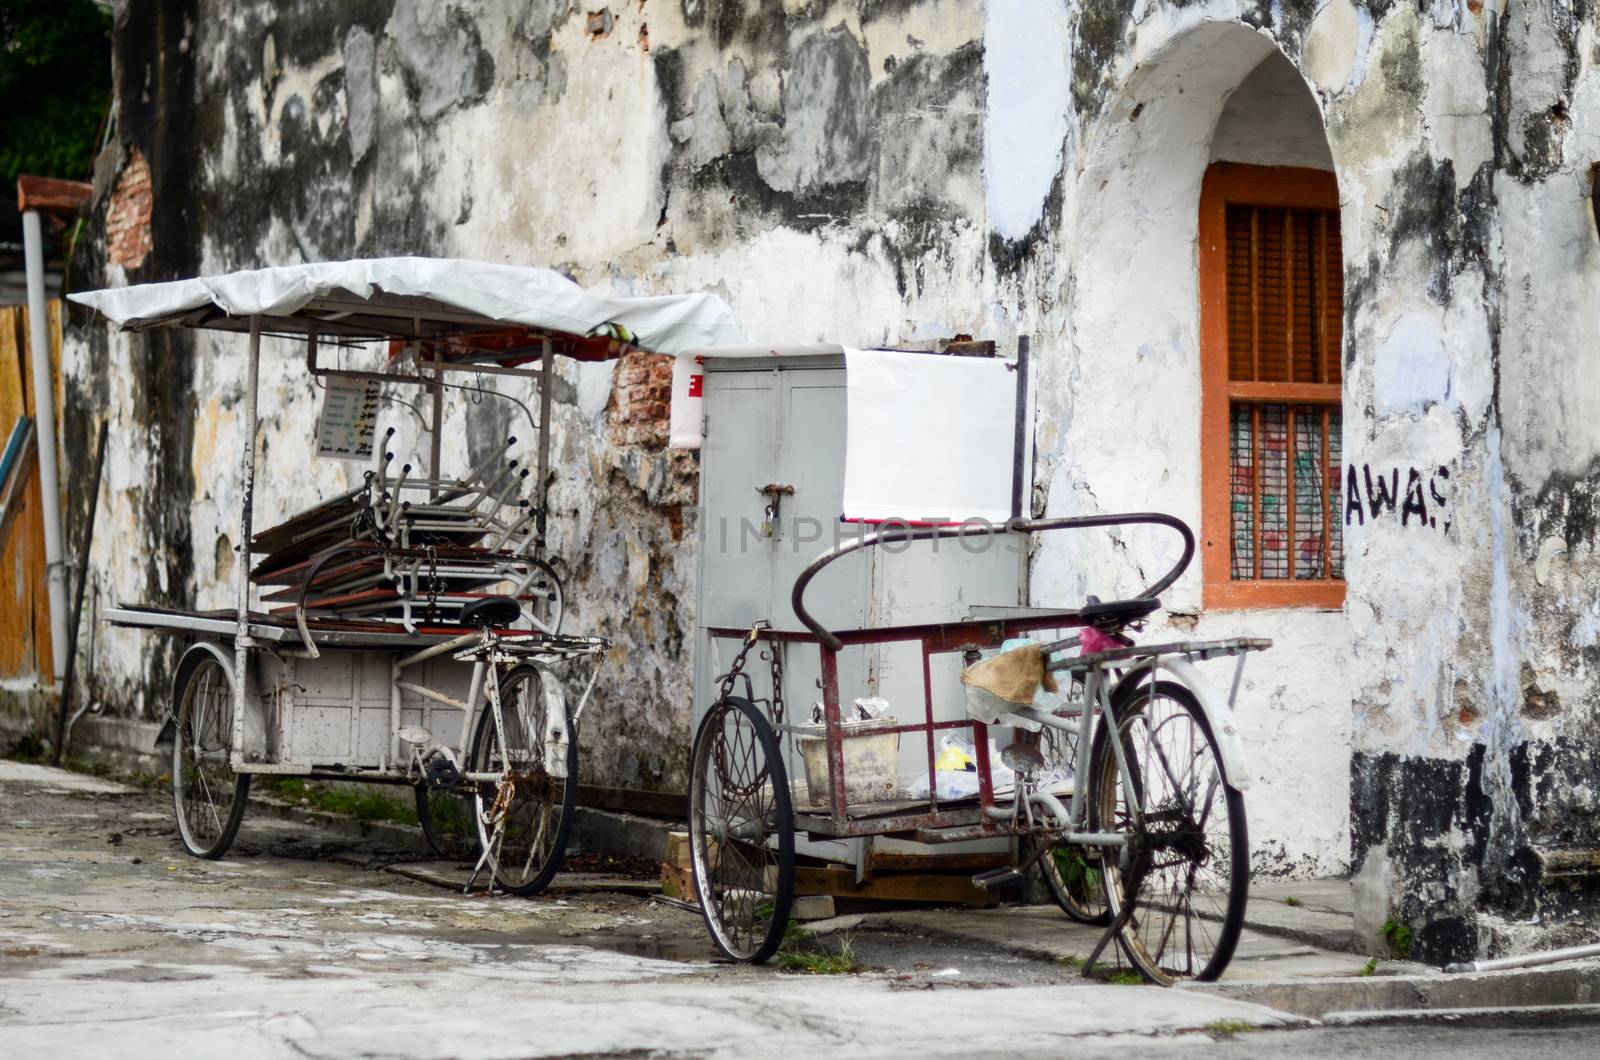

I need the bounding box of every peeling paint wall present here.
[55,0,1600,958]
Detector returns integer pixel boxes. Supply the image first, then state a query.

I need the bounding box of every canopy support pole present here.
[428,363,444,500]
[22,209,67,685]
[1010,334,1030,522]
[233,316,262,764]
[535,339,553,547]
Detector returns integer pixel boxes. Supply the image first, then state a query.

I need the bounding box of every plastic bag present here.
[908,734,1016,800]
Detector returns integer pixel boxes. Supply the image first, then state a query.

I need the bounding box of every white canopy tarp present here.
[68,257,746,358]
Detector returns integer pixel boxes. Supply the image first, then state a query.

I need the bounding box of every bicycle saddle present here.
[460,595,522,629]
[1078,596,1160,628]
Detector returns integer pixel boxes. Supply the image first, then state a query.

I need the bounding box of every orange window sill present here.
[1202,580,1346,611]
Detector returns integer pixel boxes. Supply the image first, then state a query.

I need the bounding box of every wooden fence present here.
[0,301,62,683]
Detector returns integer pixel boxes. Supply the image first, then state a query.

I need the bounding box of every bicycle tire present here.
[470,663,578,895]
[171,649,251,859]
[688,695,795,963]
[1090,679,1248,984]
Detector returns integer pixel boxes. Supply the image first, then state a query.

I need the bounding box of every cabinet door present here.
[694,370,779,727]
[770,369,868,632]
[699,370,779,633]
[769,369,869,730]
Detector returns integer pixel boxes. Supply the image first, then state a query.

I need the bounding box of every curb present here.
[1319,1002,1600,1027]
[1187,960,1600,1018]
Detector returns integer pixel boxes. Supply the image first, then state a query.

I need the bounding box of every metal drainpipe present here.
[22,209,68,685]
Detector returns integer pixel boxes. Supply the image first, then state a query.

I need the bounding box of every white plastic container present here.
[794,716,900,807]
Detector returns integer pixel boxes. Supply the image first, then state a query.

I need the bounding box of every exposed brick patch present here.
[607,348,674,448]
[105,147,153,270]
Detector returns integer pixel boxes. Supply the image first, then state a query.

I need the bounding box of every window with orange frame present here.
[1199,162,1345,609]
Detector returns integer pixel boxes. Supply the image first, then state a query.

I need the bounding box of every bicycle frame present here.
[390,625,604,788]
[999,667,1139,848]
[702,515,1189,835]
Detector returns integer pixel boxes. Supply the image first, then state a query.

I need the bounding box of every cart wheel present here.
[1091,680,1248,985]
[415,784,475,859]
[689,695,794,964]
[522,558,564,635]
[1035,721,1110,925]
[470,664,577,895]
[171,651,250,859]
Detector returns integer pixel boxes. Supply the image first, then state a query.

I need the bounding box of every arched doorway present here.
[1037,25,1351,878]
[1198,55,1345,611]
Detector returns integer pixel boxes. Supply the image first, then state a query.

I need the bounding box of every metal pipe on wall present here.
[21,210,68,683]
[1010,334,1030,521]
[1446,942,1600,974]
[54,421,109,764]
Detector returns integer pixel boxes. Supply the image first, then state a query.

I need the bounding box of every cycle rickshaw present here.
[691,512,1267,985]
[71,258,740,893]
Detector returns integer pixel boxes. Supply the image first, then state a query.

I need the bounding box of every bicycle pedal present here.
[425,755,462,791]
[971,867,1025,891]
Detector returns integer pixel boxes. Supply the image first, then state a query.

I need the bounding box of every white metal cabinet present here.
[693,355,1025,863]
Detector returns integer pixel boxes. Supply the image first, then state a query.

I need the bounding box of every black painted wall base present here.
[1352,738,1600,965]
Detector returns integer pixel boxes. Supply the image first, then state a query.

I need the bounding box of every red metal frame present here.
[707,608,1088,840]
[706,512,1198,841]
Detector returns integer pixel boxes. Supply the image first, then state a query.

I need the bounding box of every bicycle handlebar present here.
[788,513,1196,653]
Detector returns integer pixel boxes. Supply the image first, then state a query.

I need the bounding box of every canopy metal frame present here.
[121,296,605,758]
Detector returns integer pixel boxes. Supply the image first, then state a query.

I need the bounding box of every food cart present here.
[70,258,741,894]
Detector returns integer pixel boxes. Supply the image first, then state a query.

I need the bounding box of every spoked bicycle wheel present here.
[1091,680,1248,984]
[171,651,251,859]
[520,558,564,635]
[688,695,794,963]
[415,784,476,859]
[1035,715,1110,925]
[471,664,578,895]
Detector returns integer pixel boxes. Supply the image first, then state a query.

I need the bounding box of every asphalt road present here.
[1,759,1594,1058]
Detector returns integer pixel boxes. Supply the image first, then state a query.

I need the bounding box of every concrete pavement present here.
[3,759,1598,1058]
[0,760,1300,1057]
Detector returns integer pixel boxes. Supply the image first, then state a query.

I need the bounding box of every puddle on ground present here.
[563,934,716,964]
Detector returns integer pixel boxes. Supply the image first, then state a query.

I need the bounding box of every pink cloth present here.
[1079,626,1121,655]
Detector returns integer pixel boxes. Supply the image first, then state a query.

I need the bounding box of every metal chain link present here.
[715,621,769,702]
[712,622,775,797]
[767,640,785,728]
[423,544,442,620]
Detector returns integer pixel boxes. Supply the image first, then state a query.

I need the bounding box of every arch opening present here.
[1031,21,1352,879]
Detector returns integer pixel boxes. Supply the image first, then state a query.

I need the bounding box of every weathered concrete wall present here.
[56,0,1600,959]
[1011,0,1600,962]
[64,0,997,800]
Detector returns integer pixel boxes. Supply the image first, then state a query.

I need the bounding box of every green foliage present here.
[1052,846,1104,905]
[1056,953,1085,969]
[266,778,421,827]
[1205,1019,1261,1036]
[1103,969,1145,985]
[1282,896,1303,907]
[1380,918,1413,959]
[1358,957,1379,977]
[0,0,113,182]
[777,931,862,975]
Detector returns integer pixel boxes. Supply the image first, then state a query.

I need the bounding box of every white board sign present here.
[315,375,381,461]
[842,348,1017,524]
